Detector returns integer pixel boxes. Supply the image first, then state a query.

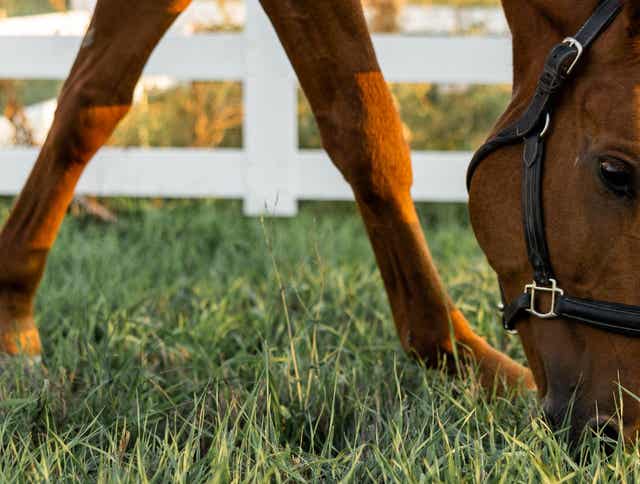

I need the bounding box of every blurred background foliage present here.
[299,84,510,151]
[0,80,61,111]
[0,79,510,151]
[110,82,243,149]
[0,0,67,16]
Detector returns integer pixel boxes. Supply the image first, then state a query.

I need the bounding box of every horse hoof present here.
[0,351,48,402]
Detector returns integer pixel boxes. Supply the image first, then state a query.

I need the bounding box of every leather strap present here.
[573,0,624,48]
[466,43,576,187]
[522,134,554,284]
[502,293,531,332]
[503,293,640,337]
[465,1,640,337]
[466,0,624,189]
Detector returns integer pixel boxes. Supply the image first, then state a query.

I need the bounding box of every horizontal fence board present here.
[373,36,512,84]
[0,34,510,84]
[0,34,245,80]
[147,34,245,81]
[0,147,246,198]
[411,151,469,201]
[0,147,470,202]
[298,150,469,202]
[0,36,82,79]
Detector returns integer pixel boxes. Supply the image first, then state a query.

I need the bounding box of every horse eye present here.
[599,158,634,197]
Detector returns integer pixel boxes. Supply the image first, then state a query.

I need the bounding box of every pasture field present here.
[0,199,639,482]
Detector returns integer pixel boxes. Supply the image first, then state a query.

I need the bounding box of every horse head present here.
[470,0,640,445]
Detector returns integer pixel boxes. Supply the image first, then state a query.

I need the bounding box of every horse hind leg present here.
[260,0,534,390]
[0,0,192,358]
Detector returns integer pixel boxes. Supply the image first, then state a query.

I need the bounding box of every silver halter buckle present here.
[524,279,564,319]
[562,37,584,75]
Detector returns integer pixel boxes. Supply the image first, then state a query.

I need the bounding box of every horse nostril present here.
[586,416,620,451]
[587,417,619,439]
[542,400,568,433]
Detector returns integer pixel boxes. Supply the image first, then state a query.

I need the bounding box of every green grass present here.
[0,199,639,482]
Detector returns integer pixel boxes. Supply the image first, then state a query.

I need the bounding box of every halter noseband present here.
[466,0,640,337]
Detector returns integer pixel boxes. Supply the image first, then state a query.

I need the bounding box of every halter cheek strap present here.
[466,0,640,337]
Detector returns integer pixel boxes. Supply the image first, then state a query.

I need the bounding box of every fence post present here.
[243,0,298,216]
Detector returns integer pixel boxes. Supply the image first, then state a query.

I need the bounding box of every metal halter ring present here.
[539,113,551,138]
[562,37,584,75]
[524,279,564,319]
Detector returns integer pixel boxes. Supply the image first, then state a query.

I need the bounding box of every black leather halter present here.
[467,0,640,337]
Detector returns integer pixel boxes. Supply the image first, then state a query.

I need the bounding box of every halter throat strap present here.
[466,1,639,336]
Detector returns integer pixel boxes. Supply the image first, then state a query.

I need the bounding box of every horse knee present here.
[315,72,413,207]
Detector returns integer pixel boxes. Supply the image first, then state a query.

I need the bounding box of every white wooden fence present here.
[0,0,512,215]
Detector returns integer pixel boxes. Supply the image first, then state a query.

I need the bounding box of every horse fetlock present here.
[0,247,47,296]
[0,267,40,357]
[401,326,452,366]
[0,305,41,357]
[393,301,458,365]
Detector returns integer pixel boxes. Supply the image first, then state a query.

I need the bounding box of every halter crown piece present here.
[466,0,640,337]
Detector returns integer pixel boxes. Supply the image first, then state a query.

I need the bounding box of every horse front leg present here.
[260,0,534,390]
[0,0,191,358]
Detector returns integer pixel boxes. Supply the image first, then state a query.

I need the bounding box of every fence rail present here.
[0,0,512,215]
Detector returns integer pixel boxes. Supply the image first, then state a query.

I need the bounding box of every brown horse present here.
[0,0,638,446]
